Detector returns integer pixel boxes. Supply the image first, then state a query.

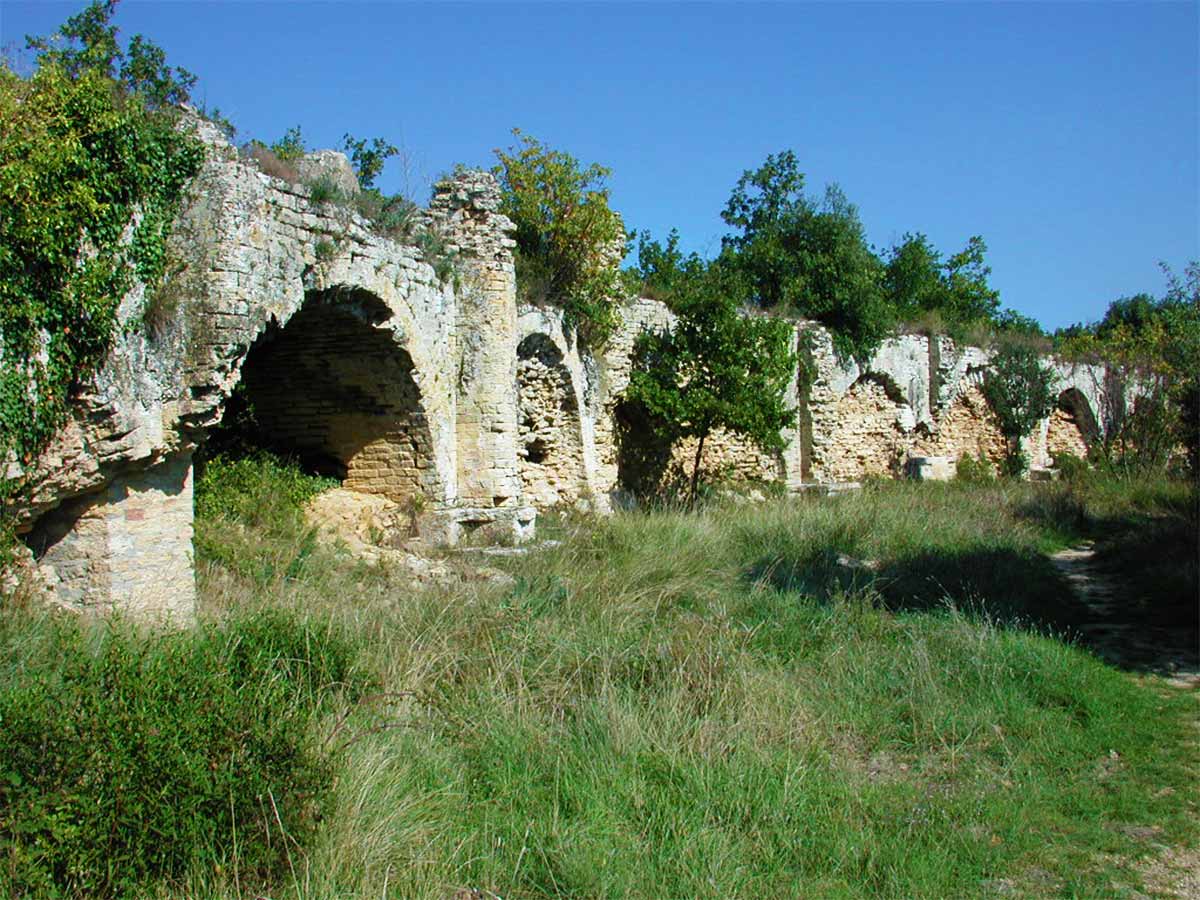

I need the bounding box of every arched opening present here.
[1046,388,1098,460]
[206,287,437,507]
[516,333,586,507]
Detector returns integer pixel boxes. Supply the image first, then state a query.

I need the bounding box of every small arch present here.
[516,332,585,507]
[856,371,906,405]
[206,287,439,506]
[1046,387,1098,460]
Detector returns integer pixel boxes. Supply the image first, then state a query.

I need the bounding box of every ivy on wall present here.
[0,2,205,506]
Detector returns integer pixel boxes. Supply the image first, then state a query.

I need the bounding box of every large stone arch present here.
[213,286,442,508]
[516,332,587,507]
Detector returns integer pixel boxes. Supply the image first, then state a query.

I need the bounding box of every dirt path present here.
[1050,541,1200,687]
[1051,543,1200,899]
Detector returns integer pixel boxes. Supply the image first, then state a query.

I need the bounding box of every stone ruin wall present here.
[6,125,1116,621]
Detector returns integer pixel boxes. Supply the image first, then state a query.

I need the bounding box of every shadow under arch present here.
[204,285,439,505]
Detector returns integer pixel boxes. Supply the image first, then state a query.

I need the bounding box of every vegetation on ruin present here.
[981,344,1058,475]
[0,0,204,509]
[623,150,1040,363]
[8,456,1195,897]
[493,129,627,345]
[1055,262,1200,475]
[626,265,796,506]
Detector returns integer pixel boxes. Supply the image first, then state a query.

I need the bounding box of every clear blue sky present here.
[3,1,1196,329]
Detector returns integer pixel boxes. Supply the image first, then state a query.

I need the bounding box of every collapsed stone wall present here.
[11,121,529,620]
[517,334,586,507]
[7,122,1119,621]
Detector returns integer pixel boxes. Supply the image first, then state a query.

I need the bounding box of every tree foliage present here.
[1,0,204,502]
[493,130,626,345]
[270,125,306,161]
[884,232,1002,326]
[626,264,795,505]
[719,151,890,361]
[342,133,398,190]
[624,228,707,306]
[981,345,1057,473]
[1056,262,1200,473]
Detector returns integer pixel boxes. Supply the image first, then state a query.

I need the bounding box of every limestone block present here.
[905,456,955,481]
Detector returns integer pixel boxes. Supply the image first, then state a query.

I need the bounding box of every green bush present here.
[195,453,336,524]
[492,129,625,345]
[0,606,366,897]
[1051,450,1089,483]
[955,452,995,483]
[307,174,345,206]
[0,4,204,500]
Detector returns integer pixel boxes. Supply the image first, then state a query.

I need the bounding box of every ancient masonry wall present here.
[9,124,1117,620]
[11,122,528,619]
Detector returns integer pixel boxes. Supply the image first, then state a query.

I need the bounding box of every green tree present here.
[981,345,1057,475]
[884,232,1003,328]
[720,151,889,361]
[270,125,306,161]
[25,0,195,106]
[626,265,796,506]
[624,228,706,305]
[1057,264,1200,473]
[341,133,398,190]
[492,129,626,344]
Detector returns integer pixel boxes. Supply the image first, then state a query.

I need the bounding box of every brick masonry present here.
[9,120,1120,620]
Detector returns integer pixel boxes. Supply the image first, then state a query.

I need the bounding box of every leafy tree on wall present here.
[719,150,891,362]
[624,228,707,306]
[626,264,796,506]
[884,232,1001,326]
[1056,262,1200,473]
[492,129,626,345]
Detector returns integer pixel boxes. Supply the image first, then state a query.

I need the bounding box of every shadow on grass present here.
[746,544,1091,639]
[1015,482,1199,673]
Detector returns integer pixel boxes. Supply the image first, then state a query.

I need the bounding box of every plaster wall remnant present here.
[8,120,1120,621]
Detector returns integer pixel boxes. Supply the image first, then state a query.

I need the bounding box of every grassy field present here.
[2,468,1197,898]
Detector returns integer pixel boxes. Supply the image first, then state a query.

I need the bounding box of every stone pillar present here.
[23,451,196,623]
[429,172,534,541]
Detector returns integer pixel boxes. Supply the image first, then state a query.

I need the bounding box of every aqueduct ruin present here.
[8,123,1114,620]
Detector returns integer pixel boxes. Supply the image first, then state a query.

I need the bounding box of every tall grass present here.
[189,467,1198,898]
[5,460,1197,898]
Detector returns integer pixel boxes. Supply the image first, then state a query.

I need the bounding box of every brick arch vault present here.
[213,285,443,509]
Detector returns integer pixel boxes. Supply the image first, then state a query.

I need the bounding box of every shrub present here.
[0,606,365,897]
[307,174,345,206]
[413,226,458,283]
[314,238,338,262]
[194,452,337,524]
[355,190,417,239]
[270,124,306,162]
[241,142,300,183]
[981,344,1057,473]
[1051,450,1089,483]
[955,452,995,483]
[341,133,397,190]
